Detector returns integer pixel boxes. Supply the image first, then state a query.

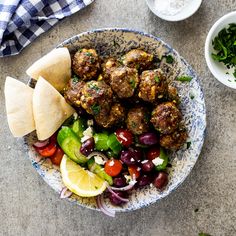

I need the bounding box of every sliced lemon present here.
[60,155,107,197]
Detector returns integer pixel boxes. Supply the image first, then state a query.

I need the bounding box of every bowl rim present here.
[205,11,236,89]
[145,0,202,22]
[26,27,207,212]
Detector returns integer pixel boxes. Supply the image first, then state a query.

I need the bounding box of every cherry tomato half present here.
[35,142,57,157]
[128,165,141,180]
[50,147,64,165]
[115,129,133,147]
[146,147,160,161]
[105,159,122,177]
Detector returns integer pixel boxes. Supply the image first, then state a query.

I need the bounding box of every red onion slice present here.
[110,183,135,191]
[107,187,129,203]
[96,195,115,217]
[60,187,73,199]
[33,139,49,148]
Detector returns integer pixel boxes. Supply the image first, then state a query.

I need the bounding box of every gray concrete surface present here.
[0,0,235,235]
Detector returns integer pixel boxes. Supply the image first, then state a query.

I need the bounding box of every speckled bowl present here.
[24,28,206,213]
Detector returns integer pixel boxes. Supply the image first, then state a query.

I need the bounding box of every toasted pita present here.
[26,48,71,91]
[4,77,35,137]
[33,77,75,140]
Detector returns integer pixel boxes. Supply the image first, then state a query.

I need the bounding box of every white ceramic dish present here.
[145,0,202,22]
[24,28,206,213]
[205,11,236,89]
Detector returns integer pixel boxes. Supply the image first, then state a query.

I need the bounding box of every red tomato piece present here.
[115,129,133,147]
[35,142,57,157]
[146,147,160,161]
[104,159,122,177]
[50,147,64,165]
[128,165,141,180]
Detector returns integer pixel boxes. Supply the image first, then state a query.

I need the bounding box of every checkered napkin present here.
[0,0,94,57]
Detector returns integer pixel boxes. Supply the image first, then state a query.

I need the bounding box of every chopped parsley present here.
[194,208,199,213]
[154,76,160,83]
[166,55,174,64]
[131,121,137,129]
[89,83,100,92]
[212,23,236,77]
[176,76,193,82]
[91,104,100,115]
[129,79,136,89]
[190,94,195,99]
[136,64,140,70]
[199,233,211,236]
[187,141,191,149]
[85,52,93,57]
[72,75,80,84]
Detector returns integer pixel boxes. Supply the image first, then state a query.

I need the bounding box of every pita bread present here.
[26,48,71,92]
[4,77,35,137]
[33,77,75,140]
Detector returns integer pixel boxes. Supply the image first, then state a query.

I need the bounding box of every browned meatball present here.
[160,130,188,150]
[167,84,180,103]
[126,107,150,135]
[95,103,125,128]
[138,69,167,103]
[122,49,153,70]
[101,58,120,84]
[63,78,85,107]
[72,49,100,80]
[110,67,139,98]
[80,80,113,117]
[151,102,182,134]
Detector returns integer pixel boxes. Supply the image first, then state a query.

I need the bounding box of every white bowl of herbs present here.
[205,11,236,89]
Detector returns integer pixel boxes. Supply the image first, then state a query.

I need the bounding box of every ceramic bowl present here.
[25,28,206,212]
[205,11,236,89]
[145,0,202,22]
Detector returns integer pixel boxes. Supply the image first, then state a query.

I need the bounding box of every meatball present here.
[110,67,139,98]
[126,107,150,135]
[138,69,167,103]
[102,58,120,84]
[95,103,125,128]
[151,102,182,134]
[167,84,180,103]
[160,130,188,150]
[122,49,153,70]
[63,79,85,107]
[80,80,113,117]
[72,49,100,80]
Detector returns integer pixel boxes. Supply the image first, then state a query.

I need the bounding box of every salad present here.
[5,46,188,217]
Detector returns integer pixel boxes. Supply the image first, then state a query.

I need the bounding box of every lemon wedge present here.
[60,155,107,197]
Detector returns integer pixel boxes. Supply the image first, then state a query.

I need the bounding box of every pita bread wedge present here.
[4,76,35,137]
[26,48,71,92]
[33,77,75,140]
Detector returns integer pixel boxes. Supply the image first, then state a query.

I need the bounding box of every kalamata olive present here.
[120,150,136,165]
[128,147,143,162]
[80,137,95,156]
[138,175,152,187]
[113,177,127,187]
[139,132,158,146]
[146,147,160,161]
[141,160,154,172]
[109,191,128,205]
[153,172,168,189]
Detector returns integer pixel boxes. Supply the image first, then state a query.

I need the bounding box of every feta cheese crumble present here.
[152,157,164,166]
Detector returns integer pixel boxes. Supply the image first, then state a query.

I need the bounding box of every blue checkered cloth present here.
[0,0,93,57]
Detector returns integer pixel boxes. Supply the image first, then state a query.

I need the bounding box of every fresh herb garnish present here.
[136,64,140,70]
[85,52,93,57]
[154,76,160,83]
[233,68,236,78]
[129,79,136,89]
[166,55,174,64]
[72,75,80,83]
[91,104,100,115]
[212,23,236,77]
[194,208,199,213]
[131,121,137,129]
[176,76,193,82]
[190,94,195,99]
[89,83,100,92]
[199,233,211,236]
[187,141,191,149]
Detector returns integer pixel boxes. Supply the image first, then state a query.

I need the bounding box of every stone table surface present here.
[0,0,235,235]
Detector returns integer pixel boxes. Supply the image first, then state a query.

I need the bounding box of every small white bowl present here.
[145,0,202,22]
[205,11,236,89]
